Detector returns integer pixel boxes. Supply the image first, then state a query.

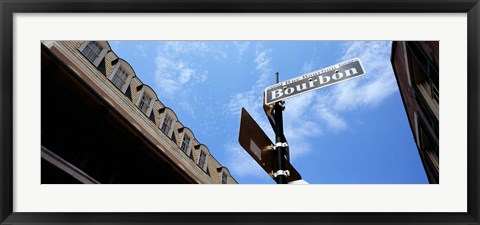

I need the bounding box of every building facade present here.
[41,41,237,184]
[391,41,439,184]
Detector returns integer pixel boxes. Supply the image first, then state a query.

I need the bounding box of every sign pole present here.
[273,72,288,184]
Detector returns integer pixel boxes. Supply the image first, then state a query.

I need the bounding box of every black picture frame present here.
[1,0,479,224]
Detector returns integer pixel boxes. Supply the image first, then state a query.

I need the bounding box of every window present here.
[112,67,129,90]
[82,41,103,63]
[135,86,157,118]
[414,92,439,138]
[108,62,134,94]
[158,109,177,139]
[198,150,207,169]
[406,42,439,106]
[161,114,173,135]
[418,120,439,183]
[138,94,152,114]
[221,171,228,184]
[79,41,109,69]
[180,134,191,155]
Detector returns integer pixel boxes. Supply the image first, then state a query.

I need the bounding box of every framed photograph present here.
[1,0,479,224]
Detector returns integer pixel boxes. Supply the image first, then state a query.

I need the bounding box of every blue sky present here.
[109,40,429,184]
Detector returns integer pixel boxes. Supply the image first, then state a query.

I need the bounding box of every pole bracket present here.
[279,100,286,110]
[272,142,288,150]
[272,170,290,177]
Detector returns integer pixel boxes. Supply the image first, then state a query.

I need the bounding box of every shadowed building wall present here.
[41,41,237,184]
[391,41,439,184]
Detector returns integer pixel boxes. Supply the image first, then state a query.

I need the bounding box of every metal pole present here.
[273,72,287,184]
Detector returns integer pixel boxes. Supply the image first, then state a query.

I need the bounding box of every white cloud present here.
[284,119,322,159]
[155,41,249,100]
[164,41,209,56]
[154,42,210,95]
[302,61,315,74]
[153,41,248,128]
[331,41,398,111]
[178,101,197,120]
[178,68,195,84]
[227,91,255,115]
[153,42,213,119]
[315,106,347,131]
[224,46,277,177]
[284,91,315,118]
[310,41,398,129]
[134,44,147,58]
[226,46,273,118]
[223,142,268,178]
[193,70,208,83]
[154,55,181,96]
[163,41,232,61]
[253,48,274,90]
[283,92,323,158]
[110,41,120,49]
[234,41,250,60]
[254,49,271,71]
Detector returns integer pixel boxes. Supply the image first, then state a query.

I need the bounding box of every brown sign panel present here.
[238,107,301,182]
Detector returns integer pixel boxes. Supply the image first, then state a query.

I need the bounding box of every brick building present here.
[41,41,237,184]
[391,41,439,184]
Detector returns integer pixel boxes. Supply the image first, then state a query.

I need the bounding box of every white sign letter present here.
[332,72,343,80]
[319,75,330,84]
[271,89,284,100]
[284,87,295,95]
[344,68,358,76]
[296,83,308,91]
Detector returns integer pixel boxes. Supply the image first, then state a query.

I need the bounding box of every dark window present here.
[112,67,129,89]
[406,42,439,105]
[124,85,132,101]
[198,150,207,169]
[417,119,439,183]
[161,114,173,135]
[138,93,152,114]
[82,41,102,63]
[221,172,228,184]
[180,134,191,155]
[415,91,439,138]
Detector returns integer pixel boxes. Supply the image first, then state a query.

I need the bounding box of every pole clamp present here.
[273,170,290,177]
[279,100,286,110]
[272,142,288,150]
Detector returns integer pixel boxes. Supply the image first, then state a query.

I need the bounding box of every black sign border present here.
[1,1,479,225]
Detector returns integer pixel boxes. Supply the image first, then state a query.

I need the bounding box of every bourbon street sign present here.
[264,58,365,105]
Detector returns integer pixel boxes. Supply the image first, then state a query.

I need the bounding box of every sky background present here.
[109,40,429,184]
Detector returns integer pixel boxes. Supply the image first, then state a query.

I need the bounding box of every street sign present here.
[238,108,301,182]
[264,58,365,105]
